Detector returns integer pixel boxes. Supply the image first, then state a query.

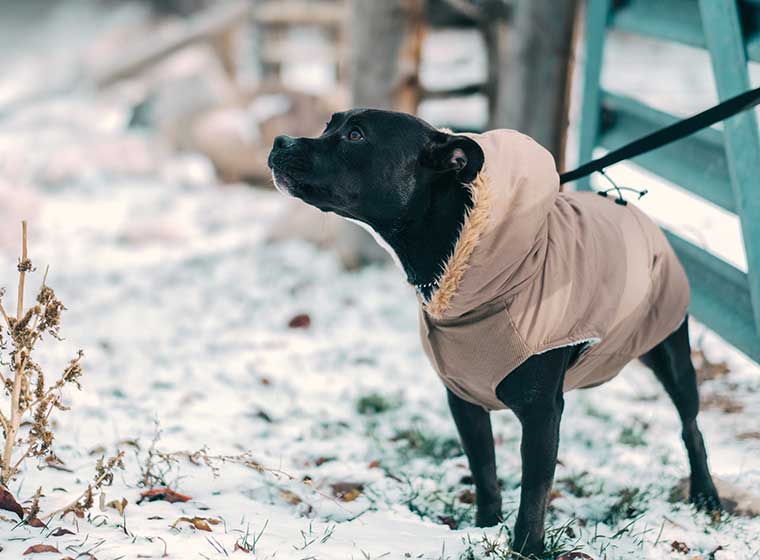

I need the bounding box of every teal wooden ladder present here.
[578,0,760,362]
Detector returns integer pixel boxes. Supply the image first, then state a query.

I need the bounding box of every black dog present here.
[268,109,720,557]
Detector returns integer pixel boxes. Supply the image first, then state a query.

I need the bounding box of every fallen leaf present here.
[549,488,565,502]
[171,516,220,532]
[691,350,730,383]
[458,489,476,504]
[44,456,72,473]
[234,542,251,553]
[0,487,24,519]
[137,488,191,504]
[671,541,690,554]
[331,482,363,502]
[27,517,45,528]
[51,527,75,536]
[23,544,60,554]
[288,313,311,329]
[368,460,381,469]
[280,489,302,505]
[701,393,744,414]
[314,456,334,466]
[106,498,128,515]
[737,431,760,440]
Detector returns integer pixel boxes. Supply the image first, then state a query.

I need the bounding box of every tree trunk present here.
[493,0,579,168]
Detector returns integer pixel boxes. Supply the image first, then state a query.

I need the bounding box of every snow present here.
[0,3,758,559]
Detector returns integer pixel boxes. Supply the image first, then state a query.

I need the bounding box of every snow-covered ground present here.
[0,2,759,559]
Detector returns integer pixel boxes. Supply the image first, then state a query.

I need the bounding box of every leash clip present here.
[596,170,648,206]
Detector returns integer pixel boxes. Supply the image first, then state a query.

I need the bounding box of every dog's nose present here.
[274,135,296,150]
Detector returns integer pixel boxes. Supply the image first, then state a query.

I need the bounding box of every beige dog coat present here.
[418,129,689,410]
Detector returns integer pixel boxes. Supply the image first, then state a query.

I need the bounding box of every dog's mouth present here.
[270,168,345,215]
[270,168,296,196]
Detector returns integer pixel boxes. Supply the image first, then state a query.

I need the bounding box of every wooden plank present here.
[599,92,735,212]
[610,0,760,63]
[699,0,760,335]
[577,0,612,191]
[254,1,345,26]
[666,231,760,361]
[260,42,340,65]
[612,0,704,48]
[746,31,760,60]
[420,84,488,99]
[92,1,250,87]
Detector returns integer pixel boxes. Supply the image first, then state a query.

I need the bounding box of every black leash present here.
[559,85,760,187]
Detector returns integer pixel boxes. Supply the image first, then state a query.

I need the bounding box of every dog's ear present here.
[421,132,484,183]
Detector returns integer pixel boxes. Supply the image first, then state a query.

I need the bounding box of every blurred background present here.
[1,0,755,271]
[0,1,759,557]
[0,0,760,346]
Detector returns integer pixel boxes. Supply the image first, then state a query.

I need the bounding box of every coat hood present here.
[424,129,560,319]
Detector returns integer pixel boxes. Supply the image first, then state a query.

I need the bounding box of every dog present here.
[268,109,720,558]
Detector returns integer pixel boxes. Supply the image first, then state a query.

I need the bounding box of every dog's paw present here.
[690,480,721,514]
[475,502,503,528]
[511,538,544,559]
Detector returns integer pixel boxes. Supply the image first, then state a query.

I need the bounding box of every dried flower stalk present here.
[0,222,84,486]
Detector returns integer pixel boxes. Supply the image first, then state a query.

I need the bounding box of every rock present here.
[672,476,760,517]
[190,87,334,184]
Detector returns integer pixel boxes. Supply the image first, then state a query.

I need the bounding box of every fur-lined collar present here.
[418,129,560,320]
[422,172,492,319]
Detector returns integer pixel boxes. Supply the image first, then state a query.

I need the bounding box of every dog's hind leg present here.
[446,389,502,527]
[640,316,720,511]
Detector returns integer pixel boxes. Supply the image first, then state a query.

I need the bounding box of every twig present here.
[42,468,109,521]
[17,221,27,321]
[0,300,10,328]
[2,222,29,483]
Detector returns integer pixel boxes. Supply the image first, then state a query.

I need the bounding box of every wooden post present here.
[350,0,425,111]
[493,0,580,168]
[699,0,760,335]
[576,0,611,191]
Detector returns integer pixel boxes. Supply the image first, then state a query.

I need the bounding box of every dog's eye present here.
[348,128,364,142]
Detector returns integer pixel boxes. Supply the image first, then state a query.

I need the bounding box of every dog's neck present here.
[378,177,471,299]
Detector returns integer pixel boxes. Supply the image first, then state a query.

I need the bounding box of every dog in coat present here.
[268,109,720,558]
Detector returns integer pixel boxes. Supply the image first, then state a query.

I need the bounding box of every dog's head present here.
[267,109,484,234]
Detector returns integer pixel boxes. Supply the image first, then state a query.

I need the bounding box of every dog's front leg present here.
[496,347,573,558]
[446,389,502,527]
[511,402,563,556]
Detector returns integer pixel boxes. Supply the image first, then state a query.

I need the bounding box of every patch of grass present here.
[391,428,463,461]
[357,393,396,415]
[583,401,612,422]
[618,419,649,447]
[601,487,647,526]
[457,519,582,560]
[556,472,594,498]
